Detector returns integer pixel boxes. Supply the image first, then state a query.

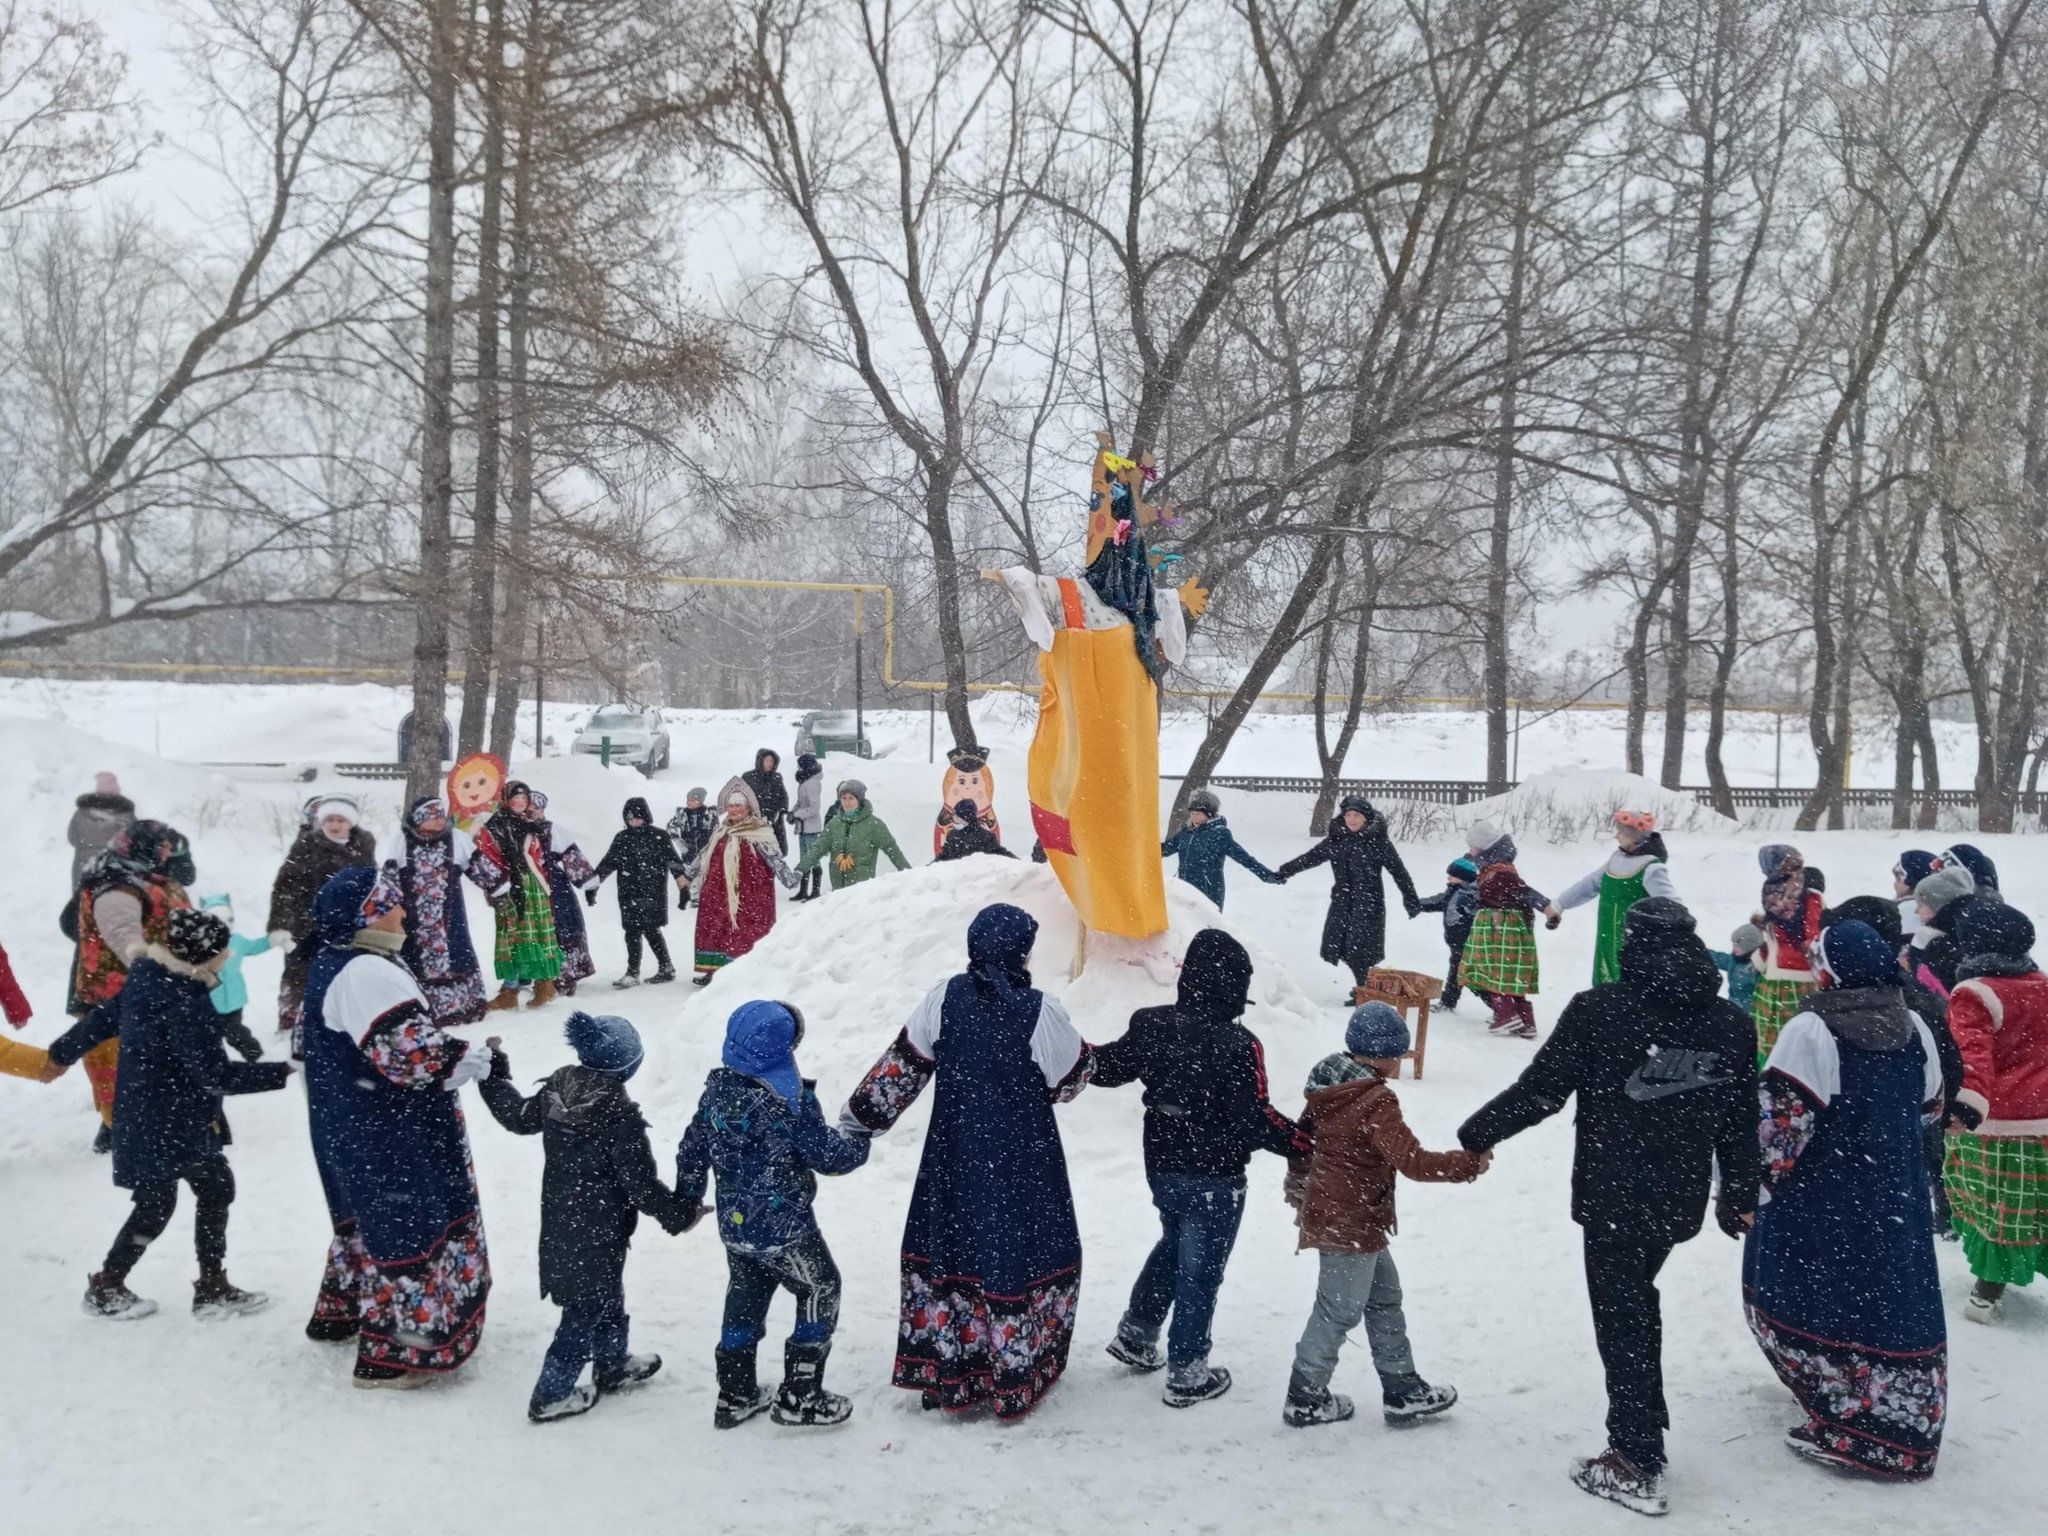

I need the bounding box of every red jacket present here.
[1949,970,2048,1136]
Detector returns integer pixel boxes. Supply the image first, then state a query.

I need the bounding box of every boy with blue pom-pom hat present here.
[1281,1001,1489,1430]
[677,999,872,1429]
[479,1010,702,1424]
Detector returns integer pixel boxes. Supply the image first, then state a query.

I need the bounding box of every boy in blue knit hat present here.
[480,1011,701,1423]
[1282,1002,1490,1428]
[1415,859,1483,1011]
[677,999,871,1429]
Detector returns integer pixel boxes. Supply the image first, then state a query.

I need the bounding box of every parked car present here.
[572,705,671,774]
[793,709,871,760]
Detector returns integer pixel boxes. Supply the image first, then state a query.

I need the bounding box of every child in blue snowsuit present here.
[1708,923,1764,1015]
[677,999,871,1430]
[1160,790,1276,911]
[197,894,283,1062]
[1415,859,1482,1011]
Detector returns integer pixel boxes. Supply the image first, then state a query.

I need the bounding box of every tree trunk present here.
[922,464,977,749]
[406,0,461,804]
[1310,552,1378,829]
[457,0,510,756]
[1702,472,1740,816]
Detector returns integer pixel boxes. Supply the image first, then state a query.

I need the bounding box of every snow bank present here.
[1398,767,1742,843]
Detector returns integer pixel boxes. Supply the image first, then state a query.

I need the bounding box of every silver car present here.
[571,705,671,774]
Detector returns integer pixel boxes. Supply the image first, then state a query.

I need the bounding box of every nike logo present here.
[1624,1047,1735,1102]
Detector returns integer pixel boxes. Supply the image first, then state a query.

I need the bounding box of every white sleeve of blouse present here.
[995,567,1057,653]
[905,981,949,1059]
[1156,588,1188,666]
[1030,993,1084,1086]
[323,955,430,1044]
[1762,1012,1839,1105]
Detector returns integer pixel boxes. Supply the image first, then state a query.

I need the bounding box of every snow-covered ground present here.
[0,684,2041,1535]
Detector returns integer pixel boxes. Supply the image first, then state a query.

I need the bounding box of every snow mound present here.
[632,856,1334,1122]
[1451,766,1739,842]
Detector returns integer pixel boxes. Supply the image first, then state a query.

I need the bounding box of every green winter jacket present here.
[795,804,910,890]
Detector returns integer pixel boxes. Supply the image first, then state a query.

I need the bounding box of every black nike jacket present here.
[1459,922,1760,1245]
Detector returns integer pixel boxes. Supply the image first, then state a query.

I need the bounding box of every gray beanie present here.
[685,786,707,803]
[1468,818,1505,851]
[836,779,868,803]
[1914,865,1975,918]
[1730,922,1766,955]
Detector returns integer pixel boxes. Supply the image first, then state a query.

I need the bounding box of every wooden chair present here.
[1350,966,1443,1080]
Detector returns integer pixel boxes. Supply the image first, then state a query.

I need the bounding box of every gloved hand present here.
[267,929,294,950]
[1715,1197,1755,1239]
[584,887,599,908]
[1403,896,1422,918]
[444,1049,492,1091]
[1544,912,1562,931]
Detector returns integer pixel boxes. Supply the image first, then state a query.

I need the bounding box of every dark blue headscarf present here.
[1085,474,1163,682]
[966,903,1038,1007]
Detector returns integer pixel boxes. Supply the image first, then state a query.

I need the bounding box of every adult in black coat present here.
[591,797,688,984]
[479,1021,699,1416]
[1093,928,1307,1391]
[1457,898,1758,1514]
[742,749,792,855]
[52,913,293,1320]
[266,800,377,1030]
[1274,796,1420,991]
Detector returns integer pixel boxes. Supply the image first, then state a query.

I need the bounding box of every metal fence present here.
[1165,774,2046,817]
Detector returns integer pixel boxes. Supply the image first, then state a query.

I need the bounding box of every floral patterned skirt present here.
[313,1213,490,1375]
[1745,1300,1944,1481]
[894,1255,1079,1420]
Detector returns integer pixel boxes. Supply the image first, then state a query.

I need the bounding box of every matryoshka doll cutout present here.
[933,745,1000,857]
[446,752,507,831]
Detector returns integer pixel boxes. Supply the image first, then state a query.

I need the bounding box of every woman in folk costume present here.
[267,797,377,1038]
[470,781,564,1011]
[843,904,1093,1419]
[1753,844,1824,1062]
[530,790,599,996]
[1743,920,1947,1481]
[1547,811,1678,986]
[1458,821,1555,1041]
[66,820,197,1148]
[985,437,1195,974]
[1941,903,2048,1324]
[396,796,490,1027]
[298,864,492,1384]
[688,779,798,985]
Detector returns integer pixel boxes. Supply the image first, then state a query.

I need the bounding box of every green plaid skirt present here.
[1751,976,1813,1062]
[493,870,562,985]
[1946,1132,2048,1287]
[1461,909,1539,997]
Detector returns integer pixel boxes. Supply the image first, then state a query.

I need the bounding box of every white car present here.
[571,705,671,774]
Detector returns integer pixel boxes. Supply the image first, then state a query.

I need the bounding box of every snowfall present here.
[0,679,2040,1535]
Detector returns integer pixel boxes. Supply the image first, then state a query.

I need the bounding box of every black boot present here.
[771,1339,852,1426]
[713,1346,772,1429]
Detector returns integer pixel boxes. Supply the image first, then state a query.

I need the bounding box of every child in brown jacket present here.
[1283,1002,1490,1427]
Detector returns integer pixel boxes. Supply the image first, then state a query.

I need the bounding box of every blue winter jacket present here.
[1416,881,1479,946]
[1160,816,1274,910]
[676,1068,870,1252]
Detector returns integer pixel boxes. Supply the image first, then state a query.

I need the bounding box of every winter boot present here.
[305,1315,360,1342]
[92,1122,112,1155]
[611,972,641,990]
[713,1346,773,1429]
[1105,1323,1165,1373]
[647,967,677,985]
[1569,1447,1668,1517]
[596,1353,663,1394]
[528,979,558,1009]
[772,1340,853,1427]
[1381,1373,1457,1423]
[192,1272,269,1319]
[81,1272,157,1321]
[486,986,522,1013]
[1282,1372,1355,1428]
[1162,1362,1232,1409]
[1965,1279,2006,1323]
[529,1383,598,1423]
[351,1363,431,1391]
[691,973,714,988]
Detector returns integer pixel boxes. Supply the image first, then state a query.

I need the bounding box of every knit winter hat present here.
[686,786,707,805]
[1624,897,1696,937]
[1448,857,1479,882]
[1824,896,1902,952]
[723,999,804,1107]
[1895,850,1937,889]
[1758,844,1802,880]
[94,771,122,798]
[1468,818,1505,851]
[836,779,868,803]
[1939,844,2000,893]
[313,797,358,827]
[1338,794,1375,818]
[1345,1000,1411,1059]
[165,908,230,967]
[1957,902,2035,963]
[565,1011,644,1080]
[1914,865,1975,916]
[1816,920,1899,990]
[1730,922,1766,955]
[1187,789,1221,817]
